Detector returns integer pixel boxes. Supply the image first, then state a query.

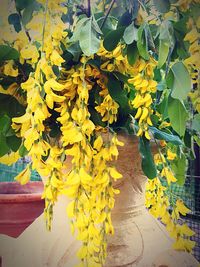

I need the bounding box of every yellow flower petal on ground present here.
[14,164,31,185]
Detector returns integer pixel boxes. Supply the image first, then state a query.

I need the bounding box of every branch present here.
[100,0,116,29]
[18,10,31,42]
[87,0,91,17]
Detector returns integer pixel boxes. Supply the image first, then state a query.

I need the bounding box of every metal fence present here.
[0,159,41,182]
[170,175,200,262]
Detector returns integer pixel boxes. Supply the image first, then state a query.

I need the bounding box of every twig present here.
[87,0,91,17]
[100,0,116,29]
[18,10,31,42]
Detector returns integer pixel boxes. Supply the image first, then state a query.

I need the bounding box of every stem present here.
[18,10,31,42]
[41,0,49,54]
[87,0,91,17]
[100,0,116,29]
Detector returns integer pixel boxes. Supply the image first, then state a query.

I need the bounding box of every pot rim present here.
[0,181,44,202]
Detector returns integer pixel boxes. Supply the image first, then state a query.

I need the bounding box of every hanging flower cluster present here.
[128,58,157,139]
[145,143,196,252]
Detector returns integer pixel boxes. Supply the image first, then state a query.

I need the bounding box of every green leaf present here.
[171,62,191,100]
[137,24,149,60]
[0,115,11,135]
[67,43,82,62]
[79,18,101,56]
[88,106,106,127]
[117,11,132,27]
[6,135,22,152]
[192,113,200,132]
[0,133,10,157]
[150,127,183,145]
[0,45,19,62]
[123,22,138,45]
[19,144,29,157]
[127,42,139,65]
[0,93,25,117]
[103,27,125,51]
[139,137,157,179]
[171,154,187,185]
[22,1,40,25]
[107,74,130,114]
[8,13,21,32]
[153,0,170,13]
[168,97,188,137]
[158,40,169,68]
[69,17,89,43]
[15,0,35,11]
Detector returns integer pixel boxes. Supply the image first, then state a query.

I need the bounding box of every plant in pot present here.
[0,0,199,266]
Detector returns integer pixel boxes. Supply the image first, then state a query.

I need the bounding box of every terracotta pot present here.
[0,181,44,238]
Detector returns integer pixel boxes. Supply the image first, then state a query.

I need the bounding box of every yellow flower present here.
[154,153,166,165]
[109,167,122,180]
[20,44,39,64]
[179,224,195,237]
[176,199,191,216]
[3,61,18,77]
[14,164,31,185]
[50,50,65,66]
[161,167,177,184]
[167,149,177,160]
[184,28,200,43]
[0,151,20,166]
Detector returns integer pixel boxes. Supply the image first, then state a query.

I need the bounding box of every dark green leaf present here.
[6,135,22,152]
[171,62,191,100]
[117,11,132,27]
[150,127,183,145]
[0,93,25,117]
[153,0,170,13]
[127,42,139,65]
[0,133,10,157]
[0,45,19,62]
[8,13,21,32]
[103,27,125,51]
[15,0,35,11]
[67,43,82,62]
[0,115,11,134]
[22,1,40,25]
[89,106,106,127]
[168,97,188,137]
[107,74,130,114]
[139,137,157,179]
